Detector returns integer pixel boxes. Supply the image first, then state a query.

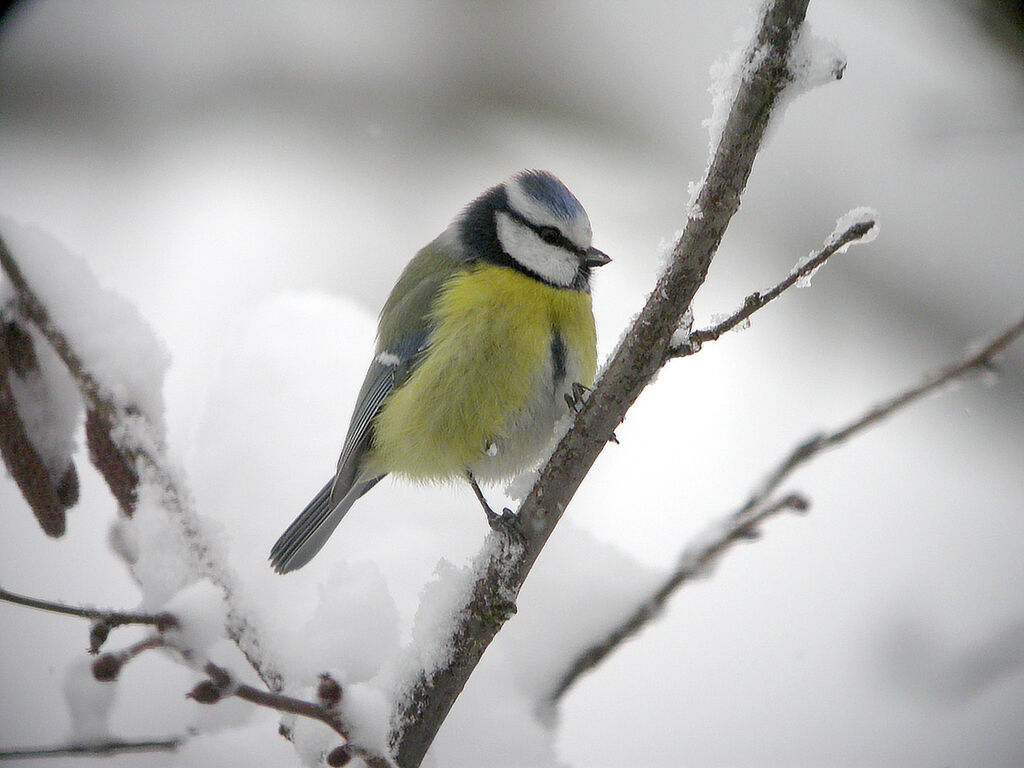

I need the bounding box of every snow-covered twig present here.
[96,636,390,767]
[0,588,392,768]
[0,234,282,692]
[548,494,808,702]
[189,663,389,767]
[115,645,391,768]
[548,310,1024,702]
[0,585,177,653]
[389,2,815,765]
[668,211,878,359]
[0,738,184,761]
[0,240,105,419]
[736,309,1024,518]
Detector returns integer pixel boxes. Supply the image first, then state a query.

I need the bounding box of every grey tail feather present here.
[269,475,382,574]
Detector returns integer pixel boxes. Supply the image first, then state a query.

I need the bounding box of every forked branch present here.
[0,587,392,768]
[669,213,878,359]
[738,310,1024,517]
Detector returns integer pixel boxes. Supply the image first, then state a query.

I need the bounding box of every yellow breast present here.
[367,263,597,481]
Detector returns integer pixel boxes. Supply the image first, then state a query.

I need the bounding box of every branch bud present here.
[153,611,179,632]
[91,652,123,681]
[317,673,343,708]
[88,620,112,654]
[782,493,810,513]
[326,745,351,766]
[187,680,223,704]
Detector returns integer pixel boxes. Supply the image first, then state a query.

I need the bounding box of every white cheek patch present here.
[495,212,578,287]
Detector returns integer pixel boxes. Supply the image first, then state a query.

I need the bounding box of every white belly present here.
[467,334,584,482]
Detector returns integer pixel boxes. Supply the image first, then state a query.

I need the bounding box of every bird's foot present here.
[565,382,620,444]
[466,472,525,544]
[485,505,525,545]
[564,381,592,414]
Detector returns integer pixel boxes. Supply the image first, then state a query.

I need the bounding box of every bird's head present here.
[457,170,610,291]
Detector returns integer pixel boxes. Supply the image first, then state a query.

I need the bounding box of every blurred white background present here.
[1,1,1023,766]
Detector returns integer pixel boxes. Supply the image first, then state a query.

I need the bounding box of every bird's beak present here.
[584,247,611,268]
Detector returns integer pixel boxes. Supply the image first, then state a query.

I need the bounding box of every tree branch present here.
[0,584,175,627]
[548,310,1024,701]
[548,494,809,702]
[97,635,391,766]
[0,243,104,412]
[0,234,282,692]
[0,586,392,768]
[738,309,1024,518]
[0,739,183,761]
[192,661,391,767]
[388,2,813,765]
[669,213,878,359]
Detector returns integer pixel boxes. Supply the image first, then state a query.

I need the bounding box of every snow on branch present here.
[547,494,809,703]
[388,2,817,765]
[0,229,173,518]
[0,587,393,768]
[548,310,1024,701]
[738,309,1024,515]
[0,229,281,693]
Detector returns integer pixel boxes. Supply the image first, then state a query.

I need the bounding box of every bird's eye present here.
[536,226,561,245]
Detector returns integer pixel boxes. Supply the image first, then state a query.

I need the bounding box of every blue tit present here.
[270,170,610,573]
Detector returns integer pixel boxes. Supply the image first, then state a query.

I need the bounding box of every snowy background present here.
[2,1,1023,766]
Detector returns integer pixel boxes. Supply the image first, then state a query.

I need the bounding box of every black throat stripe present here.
[550,331,567,387]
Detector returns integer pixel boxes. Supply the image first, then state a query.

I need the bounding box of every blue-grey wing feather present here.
[269,348,417,573]
[328,359,396,505]
[329,323,433,503]
[269,238,463,573]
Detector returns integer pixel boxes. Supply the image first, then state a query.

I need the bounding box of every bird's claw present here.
[486,506,524,543]
[565,381,593,414]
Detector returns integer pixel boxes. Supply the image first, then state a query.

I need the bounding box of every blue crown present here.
[514,170,585,222]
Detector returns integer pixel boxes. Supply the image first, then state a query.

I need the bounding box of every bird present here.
[269,170,610,573]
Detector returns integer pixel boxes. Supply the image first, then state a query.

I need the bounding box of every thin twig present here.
[0,586,393,768]
[193,661,392,768]
[0,585,175,630]
[668,217,878,359]
[549,310,1024,701]
[205,661,341,735]
[548,493,808,702]
[738,309,1024,518]
[191,654,393,766]
[0,240,105,410]
[0,739,183,761]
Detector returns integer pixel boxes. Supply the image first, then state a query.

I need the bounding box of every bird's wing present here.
[326,355,398,503]
[270,238,465,572]
[328,237,465,505]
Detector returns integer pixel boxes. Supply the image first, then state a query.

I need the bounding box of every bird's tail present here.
[269,475,381,573]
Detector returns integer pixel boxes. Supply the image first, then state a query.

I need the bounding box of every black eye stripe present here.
[504,208,583,255]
